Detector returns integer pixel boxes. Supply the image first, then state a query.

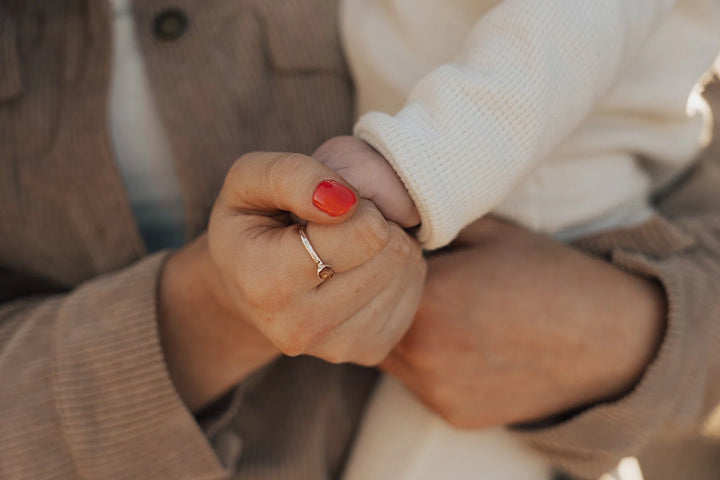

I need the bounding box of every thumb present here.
[220,152,359,224]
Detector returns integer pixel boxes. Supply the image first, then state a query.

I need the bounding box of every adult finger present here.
[221,151,359,223]
[303,200,391,274]
[307,251,426,366]
[211,199,395,302]
[256,224,423,355]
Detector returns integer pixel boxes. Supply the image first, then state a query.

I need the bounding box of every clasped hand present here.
[162,138,663,425]
[208,151,427,366]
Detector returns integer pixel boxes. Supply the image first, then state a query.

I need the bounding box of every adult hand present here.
[382,217,665,429]
[159,152,426,411]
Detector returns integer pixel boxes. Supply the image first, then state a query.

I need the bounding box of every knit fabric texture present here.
[346,0,720,248]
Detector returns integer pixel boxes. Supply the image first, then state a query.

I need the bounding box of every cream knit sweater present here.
[341,1,720,479]
[343,0,720,249]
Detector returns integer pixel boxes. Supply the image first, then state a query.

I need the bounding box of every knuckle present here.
[356,208,391,254]
[274,328,315,357]
[414,256,428,279]
[314,136,361,162]
[263,153,310,199]
[354,348,391,367]
[226,153,264,189]
[227,155,248,182]
[275,338,306,358]
[385,224,413,260]
[405,239,424,266]
[408,252,428,282]
[218,158,247,202]
[318,136,357,155]
[320,350,345,365]
[318,343,352,365]
[418,254,428,271]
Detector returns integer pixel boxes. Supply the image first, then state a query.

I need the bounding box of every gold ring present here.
[298,225,334,280]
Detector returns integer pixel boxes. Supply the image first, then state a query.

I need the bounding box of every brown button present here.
[153,8,188,41]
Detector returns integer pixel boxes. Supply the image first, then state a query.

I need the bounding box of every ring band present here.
[298,225,335,280]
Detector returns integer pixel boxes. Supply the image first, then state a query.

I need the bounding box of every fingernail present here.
[313,180,356,216]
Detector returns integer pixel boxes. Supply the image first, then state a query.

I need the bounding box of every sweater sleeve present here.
[0,253,228,480]
[513,155,720,479]
[355,0,676,249]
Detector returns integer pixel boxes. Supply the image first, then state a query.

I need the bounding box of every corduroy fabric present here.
[1,1,720,479]
[0,254,227,479]
[131,0,355,239]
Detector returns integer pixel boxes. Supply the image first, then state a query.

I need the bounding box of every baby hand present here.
[313,136,420,228]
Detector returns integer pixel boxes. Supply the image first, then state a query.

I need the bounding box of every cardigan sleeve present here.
[0,253,229,480]
[354,0,676,249]
[513,156,720,479]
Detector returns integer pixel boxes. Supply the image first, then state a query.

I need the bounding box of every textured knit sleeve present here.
[513,155,720,479]
[355,0,676,249]
[0,253,228,480]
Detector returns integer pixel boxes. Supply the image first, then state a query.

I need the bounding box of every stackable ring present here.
[298,225,335,281]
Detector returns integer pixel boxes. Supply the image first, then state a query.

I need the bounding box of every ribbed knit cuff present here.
[356,109,490,251]
[53,253,228,479]
[353,1,677,250]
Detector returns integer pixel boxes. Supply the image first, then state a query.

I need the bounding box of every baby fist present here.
[313,136,420,228]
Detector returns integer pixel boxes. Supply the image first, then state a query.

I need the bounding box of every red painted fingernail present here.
[312,180,356,216]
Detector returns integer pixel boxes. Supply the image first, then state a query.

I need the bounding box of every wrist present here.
[158,235,278,411]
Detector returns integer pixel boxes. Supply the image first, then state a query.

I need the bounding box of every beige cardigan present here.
[1,1,719,479]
